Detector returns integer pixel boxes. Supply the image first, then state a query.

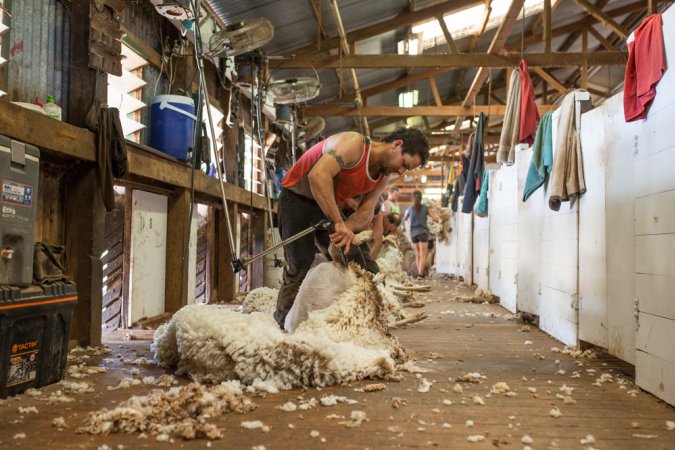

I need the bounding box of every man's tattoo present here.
[327,149,346,168]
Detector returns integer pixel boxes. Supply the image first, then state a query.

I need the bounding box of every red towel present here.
[519,59,540,145]
[624,14,666,122]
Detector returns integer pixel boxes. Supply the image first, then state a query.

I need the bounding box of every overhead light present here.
[420,175,428,183]
[398,89,419,108]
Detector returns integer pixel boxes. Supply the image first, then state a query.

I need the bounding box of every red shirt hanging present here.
[519,59,540,145]
[624,14,666,122]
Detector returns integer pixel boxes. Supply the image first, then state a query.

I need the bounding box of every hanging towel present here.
[97,107,128,211]
[624,14,666,122]
[497,69,522,166]
[475,170,490,217]
[523,111,553,202]
[451,154,468,212]
[519,59,540,145]
[462,113,486,213]
[463,132,475,159]
[549,91,587,211]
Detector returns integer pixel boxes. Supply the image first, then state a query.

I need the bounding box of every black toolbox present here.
[0,282,77,398]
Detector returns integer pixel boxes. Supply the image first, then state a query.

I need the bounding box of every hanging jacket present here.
[462,113,486,214]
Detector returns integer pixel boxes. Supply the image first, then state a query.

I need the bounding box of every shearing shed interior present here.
[1,0,675,448]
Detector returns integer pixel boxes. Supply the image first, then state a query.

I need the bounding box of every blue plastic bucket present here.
[149,95,196,161]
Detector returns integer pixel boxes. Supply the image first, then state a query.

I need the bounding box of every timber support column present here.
[65,164,105,346]
[165,188,192,312]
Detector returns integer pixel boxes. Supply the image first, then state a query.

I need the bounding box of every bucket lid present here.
[151,94,194,106]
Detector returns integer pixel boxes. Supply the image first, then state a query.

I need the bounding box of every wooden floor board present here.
[1,276,674,449]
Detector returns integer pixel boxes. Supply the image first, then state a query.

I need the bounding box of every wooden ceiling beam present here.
[333,1,643,104]
[573,0,629,40]
[587,25,616,51]
[272,51,627,69]
[327,0,369,135]
[309,0,347,99]
[453,0,524,131]
[283,0,481,57]
[304,104,558,117]
[532,67,567,94]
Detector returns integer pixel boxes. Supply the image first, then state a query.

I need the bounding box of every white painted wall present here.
[129,190,168,325]
[473,212,490,292]
[435,211,460,276]
[633,4,675,406]
[488,164,518,313]
[457,212,473,284]
[516,148,543,315]
[534,108,579,346]
[578,93,637,362]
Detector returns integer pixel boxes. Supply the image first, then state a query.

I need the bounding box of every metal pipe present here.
[192,0,237,258]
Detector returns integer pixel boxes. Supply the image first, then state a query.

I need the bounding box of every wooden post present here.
[648,0,657,14]
[68,0,107,127]
[543,0,551,54]
[164,188,191,312]
[65,164,105,346]
[581,30,588,90]
[250,211,265,289]
[216,204,236,302]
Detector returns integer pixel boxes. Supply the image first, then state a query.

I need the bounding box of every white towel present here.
[497,70,522,166]
[549,90,588,211]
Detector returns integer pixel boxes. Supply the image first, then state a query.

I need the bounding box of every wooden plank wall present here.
[634,4,675,406]
[489,163,518,313]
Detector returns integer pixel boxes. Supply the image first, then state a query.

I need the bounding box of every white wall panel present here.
[473,213,490,291]
[488,164,518,312]
[516,148,543,315]
[129,190,167,325]
[632,5,675,406]
[458,212,473,284]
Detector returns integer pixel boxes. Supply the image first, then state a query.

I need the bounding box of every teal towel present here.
[475,170,490,217]
[523,111,553,202]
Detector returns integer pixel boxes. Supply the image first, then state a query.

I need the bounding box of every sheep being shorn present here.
[240,287,279,314]
[152,264,406,390]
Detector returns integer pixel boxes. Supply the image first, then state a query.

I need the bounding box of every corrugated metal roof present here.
[203,0,648,135]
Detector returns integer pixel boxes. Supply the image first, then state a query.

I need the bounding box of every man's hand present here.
[329,222,355,255]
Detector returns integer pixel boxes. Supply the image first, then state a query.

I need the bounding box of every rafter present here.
[331,1,643,105]
[429,77,443,106]
[328,0,369,135]
[573,0,629,40]
[453,0,524,131]
[309,0,347,99]
[532,67,567,94]
[453,0,492,100]
[304,104,558,117]
[271,51,626,69]
[283,0,481,57]
[587,25,616,51]
[436,14,459,54]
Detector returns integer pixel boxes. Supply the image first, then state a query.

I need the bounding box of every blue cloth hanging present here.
[522,111,553,202]
[475,170,490,217]
[461,113,487,213]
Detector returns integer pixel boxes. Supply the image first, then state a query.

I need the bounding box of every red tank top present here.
[282,135,384,206]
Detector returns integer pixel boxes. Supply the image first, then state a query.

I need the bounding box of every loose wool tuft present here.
[240,287,279,314]
[153,265,406,390]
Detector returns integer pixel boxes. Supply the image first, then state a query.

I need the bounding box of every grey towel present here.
[97,107,128,211]
[497,70,522,166]
[549,90,588,211]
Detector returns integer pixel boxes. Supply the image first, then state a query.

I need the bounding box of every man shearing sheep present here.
[273,128,430,328]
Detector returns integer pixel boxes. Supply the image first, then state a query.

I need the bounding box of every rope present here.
[520,4,525,60]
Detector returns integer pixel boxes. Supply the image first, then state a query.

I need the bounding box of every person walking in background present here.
[381,187,401,214]
[404,190,439,279]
